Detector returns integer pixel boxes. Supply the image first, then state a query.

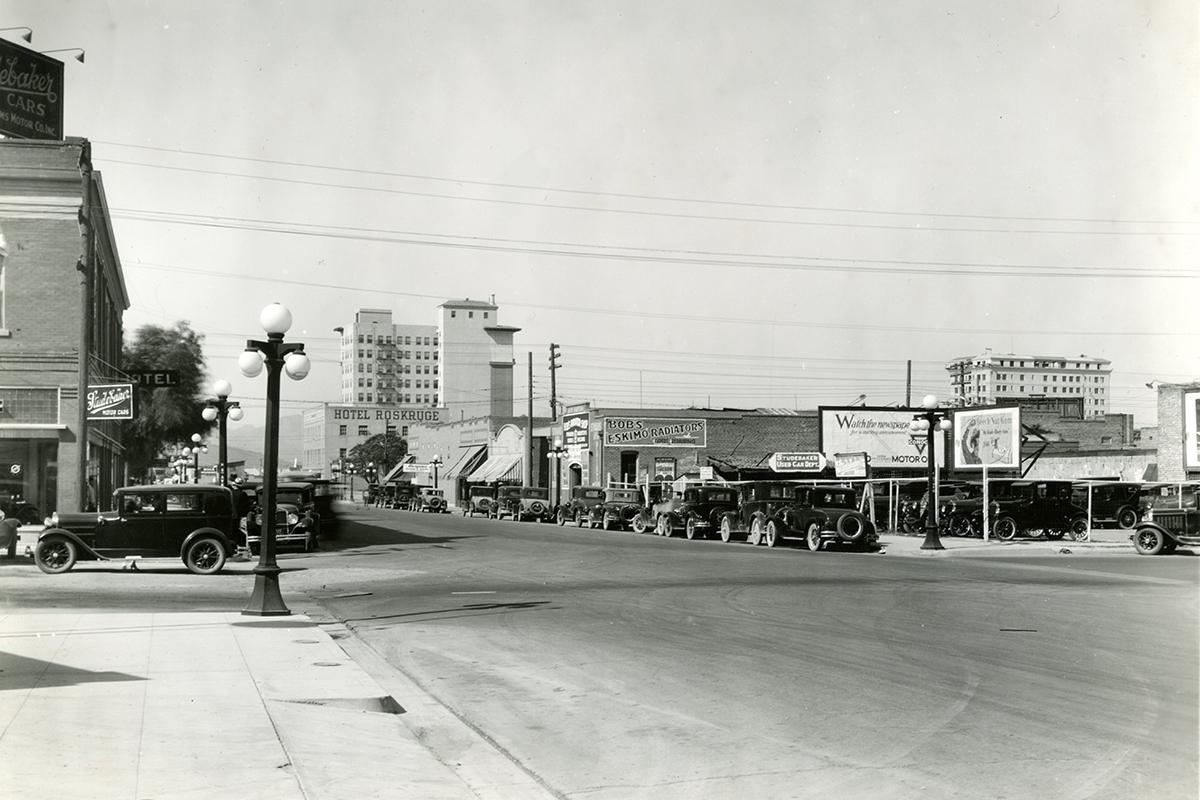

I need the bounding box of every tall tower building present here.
[336,309,439,406]
[438,299,520,419]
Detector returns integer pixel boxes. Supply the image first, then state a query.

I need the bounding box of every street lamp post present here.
[547,439,566,509]
[238,303,310,617]
[908,394,953,551]
[430,455,442,490]
[202,379,243,486]
[189,433,205,484]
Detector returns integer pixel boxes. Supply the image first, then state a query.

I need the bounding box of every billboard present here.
[953,406,1021,470]
[87,384,134,420]
[1185,390,1200,469]
[0,39,65,140]
[603,417,707,448]
[819,407,945,470]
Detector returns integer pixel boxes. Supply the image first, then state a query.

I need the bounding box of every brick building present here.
[0,138,129,516]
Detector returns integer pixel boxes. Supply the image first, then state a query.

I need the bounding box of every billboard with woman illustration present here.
[952,407,1020,470]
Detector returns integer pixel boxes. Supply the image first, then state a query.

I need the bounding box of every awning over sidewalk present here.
[443,444,488,481]
[380,454,416,484]
[466,453,523,484]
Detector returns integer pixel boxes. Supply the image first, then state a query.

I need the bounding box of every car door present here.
[96,490,165,555]
[160,491,207,556]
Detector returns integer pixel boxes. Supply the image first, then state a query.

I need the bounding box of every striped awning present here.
[444,444,488,480]
[380,455,416,484]
[467,453,523,484]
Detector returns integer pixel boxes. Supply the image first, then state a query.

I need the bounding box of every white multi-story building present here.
[946,349,1111,418]
[336,308,439,406]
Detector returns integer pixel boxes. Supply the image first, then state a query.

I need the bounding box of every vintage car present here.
[557,486,605,526]
[1131,502,1200,555]
[491,485,524,520]
[764,486,877,551]
[963,479,1089,541]
[1140,483,1199,513]
[716,481,798,544]
[386,484,415,509]
[35,485,241,575]
[463,485,498,517]
[515,487,554,523]
[1073,482,1145,529]
[587,487,644,531]
[410,487,448,513]
[243,481,320,554]
[655,485,740,539]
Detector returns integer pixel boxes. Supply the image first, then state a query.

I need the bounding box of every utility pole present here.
[525,352,533,487]
[905,360,912,407]
[548,342,560,421]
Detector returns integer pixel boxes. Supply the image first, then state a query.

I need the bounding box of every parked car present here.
[411,487,449,513]
[1140,483,1199,514]
[35,485,241,575]
[630,483,673,534]
[388,484,416,510]
[1131,502,1200,555]
[515,487,554,522]
[588,487,644,531]
[655,485,740,539]
[974,479,1089,541]
[769,486,878,551]
[716,481,797,544]
[492,485,524,520]
[243,481,321,554]
[557,486,605,526]
[463,485,497,517]
[1072,482,1145,529]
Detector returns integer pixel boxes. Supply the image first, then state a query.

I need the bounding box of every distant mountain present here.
[208,414,305,472]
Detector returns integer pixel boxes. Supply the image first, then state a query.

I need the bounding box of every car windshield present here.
[424,489,444,497]
[470,487,495,497]
[761,484,790,500]
[276,491,308,505]
[522,488,549,499]
[814,490,855,508]
[579,489,604,500]
[606,490,638,503]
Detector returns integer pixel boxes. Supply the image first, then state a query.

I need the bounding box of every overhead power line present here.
[93,139,1200,228]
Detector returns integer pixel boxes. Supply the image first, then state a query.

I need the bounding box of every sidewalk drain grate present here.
[293,639,320,644]
[312,661,343,667]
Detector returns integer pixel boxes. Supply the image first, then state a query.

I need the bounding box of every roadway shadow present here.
[338,600,555,628]
[0,651,145,691]
[315,519,478,553]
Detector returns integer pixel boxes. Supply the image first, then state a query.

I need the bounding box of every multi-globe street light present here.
[202,379,243,487]
[238,303,310,617]
[430,455,442,490]
[188,433,206,484]
[547,438,567,510]
[908,394,953,551]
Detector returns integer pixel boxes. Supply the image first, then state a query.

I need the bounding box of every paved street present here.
[2,505,1196,799]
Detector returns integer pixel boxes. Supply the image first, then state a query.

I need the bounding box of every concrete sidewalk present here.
[878,526,1134,556]
[0,610,556,800]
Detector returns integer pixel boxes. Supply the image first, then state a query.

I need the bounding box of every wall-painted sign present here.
[0,39,65,140]
[653,456,677,480]
[953,406,1021,470]
[819,407,945,470]
[1185,390,1200,469]
[87,384,134,420]
[603,418,707,448]
[768,452,827,473]
[130,370,180,387]
[330,405,445,424]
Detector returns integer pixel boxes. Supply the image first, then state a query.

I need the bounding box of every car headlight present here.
[287,512,299,526]
[47,512,59,528]
[1144,507,1153,522]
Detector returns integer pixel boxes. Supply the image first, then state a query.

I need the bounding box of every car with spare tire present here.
[655,485,740,539]
[35,485,241,575]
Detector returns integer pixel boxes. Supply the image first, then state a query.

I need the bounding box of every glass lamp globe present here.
[228,406,244,421]
[922,394,939,410]
[283,351,311,380]
[191,433,202,445]
[202,406,218,422]
[260,303,292,335]
[238,349,265,377]
[212,379,232,398]
[939,419,953,431]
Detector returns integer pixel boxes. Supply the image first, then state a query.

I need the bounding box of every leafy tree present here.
[347,432,408,482]
[121,322,213,478]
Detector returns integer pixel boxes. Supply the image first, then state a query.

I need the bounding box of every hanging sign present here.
[0,39,65,140]
[86,384,134,420]
[767,452,827,473]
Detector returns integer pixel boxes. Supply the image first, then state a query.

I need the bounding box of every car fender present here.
[180,527,236,558]
[1131,522,1180,543]
[38,528,101,560]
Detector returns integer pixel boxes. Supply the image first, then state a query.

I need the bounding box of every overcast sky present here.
[11,1,1199,431]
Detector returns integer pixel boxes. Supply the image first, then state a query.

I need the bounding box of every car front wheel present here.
[1115,507,1138,530]
[632,514,648,534]
[805,522,822,552]
[1133,527,1166,555]
[685,517,698,540]
[993,517,1018,541]
[185,537,227,575]
[748,516,764,546]
[1069,517,1090,542]
[36,536,77,574]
